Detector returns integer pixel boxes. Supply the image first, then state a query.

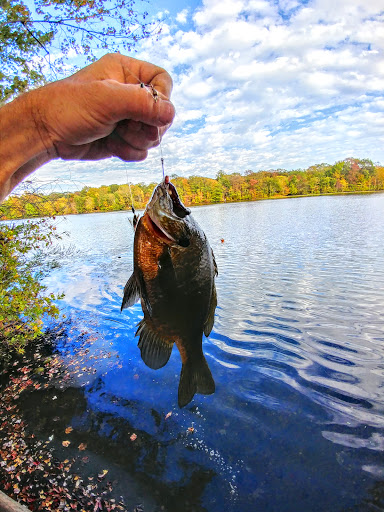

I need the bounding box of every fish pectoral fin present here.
[204,284,217,337]
[121,273,140,311]
[136,319,173,370]
[136,269,152,317]
[178,355,215,408]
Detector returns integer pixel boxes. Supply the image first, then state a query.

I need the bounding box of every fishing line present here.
[121,69,167,229]
[125,169,135,210]
[158,127,165,179]
[124,68,167,180]
[126,169,139,230]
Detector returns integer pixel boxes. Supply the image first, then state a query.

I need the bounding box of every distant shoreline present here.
[1,157,383,220]
[1,188,383,222]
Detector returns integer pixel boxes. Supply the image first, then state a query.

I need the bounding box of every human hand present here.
[31,53,175,162]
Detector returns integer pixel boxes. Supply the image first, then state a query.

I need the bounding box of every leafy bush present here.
[0,219,63,352]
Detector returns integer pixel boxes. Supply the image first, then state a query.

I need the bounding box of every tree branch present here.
[20,21,49,55]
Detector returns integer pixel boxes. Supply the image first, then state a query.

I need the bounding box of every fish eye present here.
[178,236,190,247]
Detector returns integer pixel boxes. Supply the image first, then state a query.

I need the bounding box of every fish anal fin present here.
[178,355,215,408]
[204,284,217,337]
[121,273,140,311]
[136,319,173,370]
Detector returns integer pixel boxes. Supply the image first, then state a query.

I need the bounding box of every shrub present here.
[0,219,63,352]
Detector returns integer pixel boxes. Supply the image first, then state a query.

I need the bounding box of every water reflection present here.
[37,193,384,511]
[17,384,218,512]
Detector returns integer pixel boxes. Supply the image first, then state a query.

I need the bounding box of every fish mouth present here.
[167,182,191,219]
[145,179,191,247]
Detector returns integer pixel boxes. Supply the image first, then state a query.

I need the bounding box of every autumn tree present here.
[0,0,157,103]
[1,158,383,219]
[0,219,63,351]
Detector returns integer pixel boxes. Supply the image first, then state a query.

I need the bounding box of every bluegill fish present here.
[121,177,217,407]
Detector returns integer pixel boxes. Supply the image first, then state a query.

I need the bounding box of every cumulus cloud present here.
[176,9,189,24]
[34,0,384,189]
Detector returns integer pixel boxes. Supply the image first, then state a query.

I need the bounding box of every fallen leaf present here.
[165,412,172,420]
[98,469,108,479]
[62,440,70,447]
[78,443,87,451]
[187,427,195,433]
[65,427,73,434]
[130,433,137,441]
[94,498,103,511]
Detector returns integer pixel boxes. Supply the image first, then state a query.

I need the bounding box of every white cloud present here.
[34,0,384,190]
[193,0,245,26]
[176,9,189,24]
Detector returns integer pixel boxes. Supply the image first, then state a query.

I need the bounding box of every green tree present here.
[0,219,63,351]
[109,184,119,193]
[211,182,223,202]
[74,194,86,213]
[1,0,156,103]
[288,174,298,195]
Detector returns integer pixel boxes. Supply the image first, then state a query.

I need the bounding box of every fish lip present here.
[146,181,190,220]
[166,182,191,218]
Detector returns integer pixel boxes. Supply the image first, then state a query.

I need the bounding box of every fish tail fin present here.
[178,355,215,408]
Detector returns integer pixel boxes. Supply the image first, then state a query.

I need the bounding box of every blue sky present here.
[33,0,384,189]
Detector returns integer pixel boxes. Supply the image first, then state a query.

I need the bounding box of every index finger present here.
[119,55,174,99]
[96,80,175,128]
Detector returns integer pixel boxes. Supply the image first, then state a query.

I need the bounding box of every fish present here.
[121,176,218,407]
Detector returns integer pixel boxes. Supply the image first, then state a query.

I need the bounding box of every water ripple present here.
[42,194,384,511]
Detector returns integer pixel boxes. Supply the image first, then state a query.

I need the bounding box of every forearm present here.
[0,55,175,203]
[0,91,54,202]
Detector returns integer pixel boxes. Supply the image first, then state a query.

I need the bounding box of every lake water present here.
[25,194,384,510]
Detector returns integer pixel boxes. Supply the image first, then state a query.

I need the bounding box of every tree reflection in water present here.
[17,383,217,512]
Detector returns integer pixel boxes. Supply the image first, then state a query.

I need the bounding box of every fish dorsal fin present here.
[121,273,140,311]
[136,319,173,370]
[204,284,217,337]
[212,249,218,277]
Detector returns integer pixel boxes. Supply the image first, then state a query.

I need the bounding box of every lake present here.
[15,193,384,511]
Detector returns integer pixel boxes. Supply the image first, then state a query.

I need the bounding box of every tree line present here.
[1,158,384,220]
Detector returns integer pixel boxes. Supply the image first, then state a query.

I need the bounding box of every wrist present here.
[0,89,56,201]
